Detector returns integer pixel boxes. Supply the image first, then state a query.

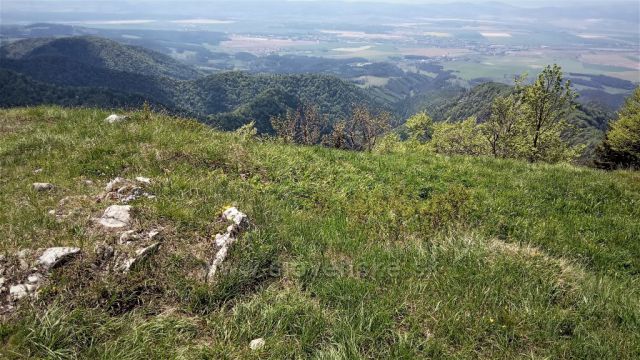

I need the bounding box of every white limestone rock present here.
[215,232,232,247]
[119,230,139,245]
[206,207,250,283]
[105,177,127,192]
[148,229,161,240]
[119,242,160,272]
[134,242,160,261]
[99,205,132,228]
[105,114,128,123]
[32,183,54,191]
[136,177,152,185]
[9,284,29,300]
[223,207,249,229]
[27,273,42,284]
[37,247,81,269]
[249,338,265,351]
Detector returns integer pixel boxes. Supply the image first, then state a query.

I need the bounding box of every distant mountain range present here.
[0,36,379,133]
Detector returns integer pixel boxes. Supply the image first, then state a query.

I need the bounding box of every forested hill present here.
[194,72,382,133]
[0,36,203,80]
[431,82,512,123]
[0,36,381,133]
[0,69,152,109]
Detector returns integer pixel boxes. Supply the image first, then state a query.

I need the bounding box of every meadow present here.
[0,107,638,358]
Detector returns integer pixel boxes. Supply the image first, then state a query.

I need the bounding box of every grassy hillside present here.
[0,107,638,358]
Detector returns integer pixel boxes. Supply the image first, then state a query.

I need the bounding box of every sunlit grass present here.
[1,106,638,358]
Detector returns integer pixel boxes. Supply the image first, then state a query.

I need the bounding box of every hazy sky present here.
[0,0,640,22]
[4,0,628,4]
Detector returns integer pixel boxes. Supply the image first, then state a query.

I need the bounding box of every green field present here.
[444,54,639,84]
[1,107,639,358]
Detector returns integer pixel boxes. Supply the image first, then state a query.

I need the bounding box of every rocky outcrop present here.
[101,177,155,204]
[206,207,249,283]
[2,225,164,315]
[2,176,166,316]
[94,228,163,273]
[1,247,82,313]
[3,175,253,318]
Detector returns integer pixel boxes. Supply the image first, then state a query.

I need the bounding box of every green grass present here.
[1,106,639,358]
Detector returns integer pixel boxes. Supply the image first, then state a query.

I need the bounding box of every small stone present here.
[99,205,132,228]
[148,230,160,240]
[121,187,145,203]
[120,242,160,272]
[48,209,56,216]
[136,177,152,185]
[84,180,94,185]
[135,242,160,259]
[19,259,30,271]
[249,338,265,351]
[33,183,54,191]
[37,247,81,269]
[9,284,29,300]
[16,249,31,259]
[119,230,139,244]
[0,277,5,287]
[33,168,43,174]
[223,207,249,229]
[215,233,232,247]
[27,273,42,284]
[105,114,128,123]
[94,243,115,262]
[105,177,127,192]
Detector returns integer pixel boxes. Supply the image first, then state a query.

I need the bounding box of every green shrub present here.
[430,118,489,156]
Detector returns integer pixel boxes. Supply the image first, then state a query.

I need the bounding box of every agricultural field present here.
[443,49,639,85]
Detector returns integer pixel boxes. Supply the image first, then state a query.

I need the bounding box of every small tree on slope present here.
[516,65,578,162]
[595,87,640,169]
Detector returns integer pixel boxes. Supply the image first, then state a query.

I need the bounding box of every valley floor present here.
[0,107,638,358]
